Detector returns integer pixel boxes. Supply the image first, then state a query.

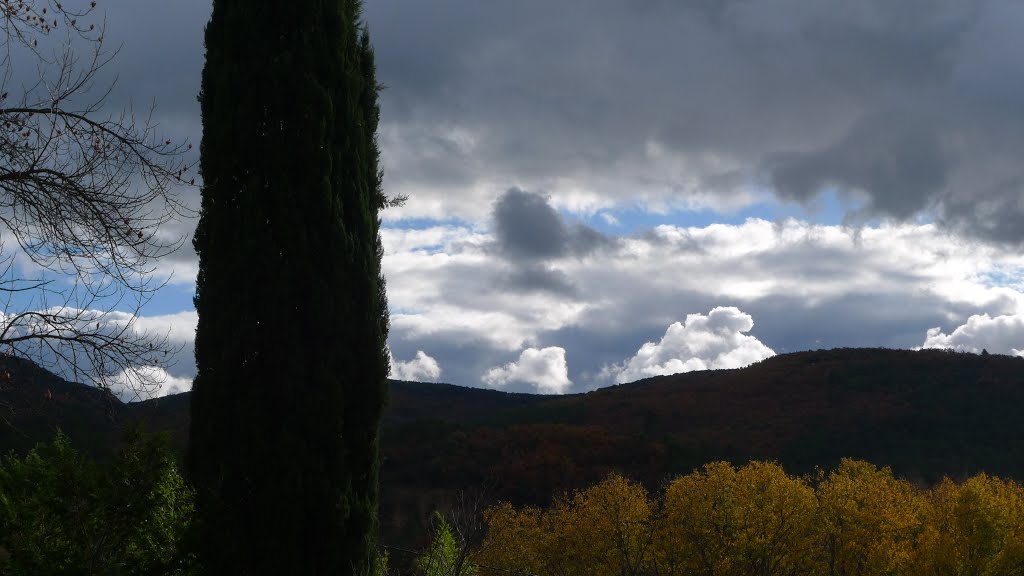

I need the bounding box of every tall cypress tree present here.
[188,0,390,573]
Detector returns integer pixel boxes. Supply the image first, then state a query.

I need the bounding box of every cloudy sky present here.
[28,0,1024,396]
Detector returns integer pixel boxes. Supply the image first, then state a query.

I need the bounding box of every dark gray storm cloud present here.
[493,188,614,261]
[494,189,568,260]
[363,0,1024,242]
[78,0,1024,242]
[767,111,951,220]
[490,188,614,295]
[506,265,578,296]
[102,0,206,128]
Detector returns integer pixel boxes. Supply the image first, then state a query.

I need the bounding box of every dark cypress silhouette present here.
[188,0,390,573]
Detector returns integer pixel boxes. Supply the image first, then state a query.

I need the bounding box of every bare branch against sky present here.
[0,0,194,397]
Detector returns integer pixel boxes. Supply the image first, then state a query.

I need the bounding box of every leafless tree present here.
[0,0,193,399]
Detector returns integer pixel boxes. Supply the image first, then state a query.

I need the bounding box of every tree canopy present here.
[479,461,1024,576]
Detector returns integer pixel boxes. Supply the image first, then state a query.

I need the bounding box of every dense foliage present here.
[478,461,1024,576]
[416,512,478,576]
[0,431,194,575]
[189,0,390,572]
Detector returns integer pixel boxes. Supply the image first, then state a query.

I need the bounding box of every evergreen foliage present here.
[188,0,390,573]
[416,512,478,576]
[0,430,195,576]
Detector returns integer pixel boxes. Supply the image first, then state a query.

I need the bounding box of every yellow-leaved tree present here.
[565,473,656,576]
[477,502,544,575]
[657,461,738,576]
[658,461,817,576]
[479,473,656,576]
[814,459,925,576]
[476,461,1024,576]
[914,474,1024,576]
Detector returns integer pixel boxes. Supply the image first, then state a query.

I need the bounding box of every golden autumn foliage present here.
[815,459,924,576]
[476,460,1024,576]
[659,461,817,576]
[480,474,656,576]
[915,474,1024,576]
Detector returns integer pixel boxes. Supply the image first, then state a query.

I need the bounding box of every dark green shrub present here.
[0,429,194,575]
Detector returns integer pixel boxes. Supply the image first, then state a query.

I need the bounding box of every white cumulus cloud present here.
[389,350,442,382]
[112,365,193,403]
[921,313,1024,357]
[380,216,1024,389]
[483,346,572,394]
[603,307,776,384]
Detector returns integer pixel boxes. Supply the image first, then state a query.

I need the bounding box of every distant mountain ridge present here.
[0,355,545,456]
[3,348,1024,545]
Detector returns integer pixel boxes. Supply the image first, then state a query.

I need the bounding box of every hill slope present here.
[3,348,1024,544]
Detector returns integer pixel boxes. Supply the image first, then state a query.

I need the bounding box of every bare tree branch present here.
[0,0,193,397]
